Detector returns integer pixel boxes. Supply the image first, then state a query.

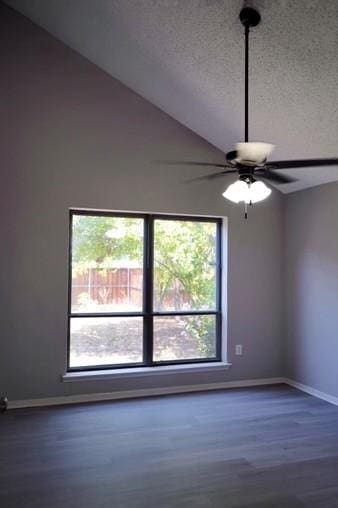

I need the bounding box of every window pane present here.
[153,219,218,311]
[69,317,143,367]
[153,315,216,362]
[71,215,143,312]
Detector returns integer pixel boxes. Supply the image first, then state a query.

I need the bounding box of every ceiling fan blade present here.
[255,169,297,184]
[154,160,232,169]
[266,158,338,170]
[186,169,237,183]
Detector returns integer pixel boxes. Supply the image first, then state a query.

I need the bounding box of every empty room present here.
[1,1,338,507]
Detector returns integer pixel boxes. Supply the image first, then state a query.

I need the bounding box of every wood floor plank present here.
[1,385,338,507]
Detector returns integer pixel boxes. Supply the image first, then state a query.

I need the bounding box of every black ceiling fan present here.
[158,6,338,191]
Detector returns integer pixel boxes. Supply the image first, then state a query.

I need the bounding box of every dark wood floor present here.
[1,385,338,507]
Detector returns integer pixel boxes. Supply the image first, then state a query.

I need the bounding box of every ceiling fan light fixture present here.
[222,179,271,204]
[159,5,337,219]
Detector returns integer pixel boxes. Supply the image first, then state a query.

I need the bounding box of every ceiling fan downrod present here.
[239,7,261,143]
[238,7,261,219]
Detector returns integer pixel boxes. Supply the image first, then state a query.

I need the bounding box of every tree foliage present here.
[153,219,216,310]
[72,216,143,271]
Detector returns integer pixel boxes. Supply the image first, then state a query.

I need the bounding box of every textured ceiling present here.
[5,0,338,193]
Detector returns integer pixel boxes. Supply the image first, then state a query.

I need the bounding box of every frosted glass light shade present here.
[222,180,271,204]
[249,181,271,203]
[223,180,250,203]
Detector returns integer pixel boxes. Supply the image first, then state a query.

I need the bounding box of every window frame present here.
[67,210,222,372]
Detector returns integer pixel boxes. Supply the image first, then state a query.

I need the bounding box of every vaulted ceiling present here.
[5,0,338,193]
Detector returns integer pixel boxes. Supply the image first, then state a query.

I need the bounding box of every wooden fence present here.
[72,267,190,310]
[72,268,143,308]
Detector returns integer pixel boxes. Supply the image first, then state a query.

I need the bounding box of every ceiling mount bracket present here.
[239,7,261,28]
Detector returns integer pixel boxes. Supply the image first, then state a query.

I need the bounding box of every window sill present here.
[62,361,232,382]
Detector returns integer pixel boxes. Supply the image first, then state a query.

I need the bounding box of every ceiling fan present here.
[159,6,338,218]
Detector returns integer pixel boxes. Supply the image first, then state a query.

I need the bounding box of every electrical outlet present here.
[235,344,243,356]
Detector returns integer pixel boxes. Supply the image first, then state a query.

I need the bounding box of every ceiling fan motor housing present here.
[226,142,275,166]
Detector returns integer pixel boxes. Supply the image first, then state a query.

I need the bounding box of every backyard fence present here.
[72,267,190,310]
[72,267,143,308]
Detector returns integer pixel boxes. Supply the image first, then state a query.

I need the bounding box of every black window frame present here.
[67,210,223,372]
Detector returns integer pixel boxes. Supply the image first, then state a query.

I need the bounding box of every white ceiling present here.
[5,0,338,193]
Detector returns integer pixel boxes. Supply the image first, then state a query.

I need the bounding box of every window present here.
[68,211,222,371]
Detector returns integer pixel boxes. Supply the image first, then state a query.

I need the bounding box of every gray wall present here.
[0,4,284,401]
[285,183,338,398]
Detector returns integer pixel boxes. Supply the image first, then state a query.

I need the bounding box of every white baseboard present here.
[285,378,338,406]
[8,377,285,409]
[8,377,338,410]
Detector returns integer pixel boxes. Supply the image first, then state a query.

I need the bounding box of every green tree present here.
[154,220,216,311]
[72,215,143,273]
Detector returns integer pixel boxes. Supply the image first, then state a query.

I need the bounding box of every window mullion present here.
[143,215,154,366]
